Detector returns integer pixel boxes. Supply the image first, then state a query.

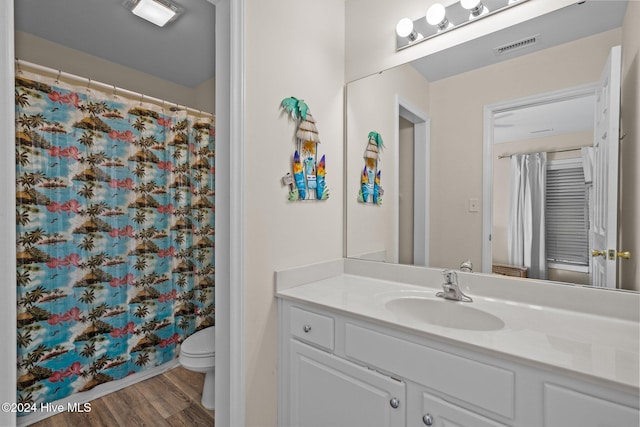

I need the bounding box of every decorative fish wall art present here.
[280,97,329,201]
[358,131,384,205]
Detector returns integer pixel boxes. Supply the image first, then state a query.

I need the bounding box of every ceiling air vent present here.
[493,35,539,56]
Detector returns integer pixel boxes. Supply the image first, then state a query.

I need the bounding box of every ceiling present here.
[493,94,596,144]
[14,0,216,88]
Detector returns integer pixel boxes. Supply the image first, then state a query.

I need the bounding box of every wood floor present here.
[29,367,214,427]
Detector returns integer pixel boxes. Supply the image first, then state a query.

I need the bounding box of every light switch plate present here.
[469,198,479,213]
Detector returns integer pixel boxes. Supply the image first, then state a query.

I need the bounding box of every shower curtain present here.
[508,152,547,280]
[15,68,215,412]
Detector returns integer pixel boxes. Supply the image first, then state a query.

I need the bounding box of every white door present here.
[591,45,621,288]
[289,340,406,427]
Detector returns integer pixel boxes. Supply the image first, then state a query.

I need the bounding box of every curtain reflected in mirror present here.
[506,152,547,280]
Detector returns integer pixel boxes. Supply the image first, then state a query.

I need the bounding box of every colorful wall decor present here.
[280,97,329,201]
[15,70,215,414]
[358,131,384,205]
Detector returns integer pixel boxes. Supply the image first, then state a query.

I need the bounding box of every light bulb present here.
[461,0,487,17]
[396,18,414,38]
[460,0,481,10]
[426,3,448,29]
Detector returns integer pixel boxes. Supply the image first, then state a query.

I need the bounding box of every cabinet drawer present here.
[345,323,514,419]
[290,306,334,351]
[544,384,639,427]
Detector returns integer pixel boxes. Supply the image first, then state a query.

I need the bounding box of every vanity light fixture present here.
[124,0,183,27]
[396,0,530,51]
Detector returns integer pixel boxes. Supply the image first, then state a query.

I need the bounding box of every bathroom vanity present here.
[276,259,640,427]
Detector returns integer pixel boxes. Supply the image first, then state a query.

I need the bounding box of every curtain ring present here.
[139,93,144,106]
[112,84,118,99]
[55,70,61,84]
[86,78,92,92]
[15,58,23,75]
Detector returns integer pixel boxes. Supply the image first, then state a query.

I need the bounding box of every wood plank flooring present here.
[29,367,214,427]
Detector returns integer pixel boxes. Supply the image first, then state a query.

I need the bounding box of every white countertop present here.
[276,272,640,392]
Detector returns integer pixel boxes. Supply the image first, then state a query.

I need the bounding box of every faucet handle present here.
[460,260,473,272]
[442,269,457,284]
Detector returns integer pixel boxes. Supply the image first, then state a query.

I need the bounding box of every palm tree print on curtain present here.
[15,70,215,414]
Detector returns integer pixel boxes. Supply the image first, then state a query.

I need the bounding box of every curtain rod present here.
[15,58,214,119]
[497,146,588,159]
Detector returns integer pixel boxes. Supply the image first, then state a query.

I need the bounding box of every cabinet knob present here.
[389,397,400,409]
[302,324,312,333]
[422,414,434,426]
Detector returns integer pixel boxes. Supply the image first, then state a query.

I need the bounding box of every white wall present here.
[243,0,345,425]
[428,28,621,271]
[345,0,576,82]
[346,63,430,262]
[620,0,640,291]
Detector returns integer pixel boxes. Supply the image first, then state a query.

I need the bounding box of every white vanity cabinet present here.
[282,304,405,427]
[278,300,639,427]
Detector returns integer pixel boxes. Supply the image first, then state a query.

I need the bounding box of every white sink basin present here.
[385,297,505,331]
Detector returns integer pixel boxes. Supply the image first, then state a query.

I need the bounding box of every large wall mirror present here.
[345,0,638,291]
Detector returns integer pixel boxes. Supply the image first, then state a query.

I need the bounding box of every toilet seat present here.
[181,327,215,358]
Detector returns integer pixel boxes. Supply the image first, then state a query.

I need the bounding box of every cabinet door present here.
[544,384,639,427]
[418,391,508,427]
[290,340,405,427]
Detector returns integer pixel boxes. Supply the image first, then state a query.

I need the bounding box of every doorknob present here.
[592,249,606,258]
[617,251,631,260]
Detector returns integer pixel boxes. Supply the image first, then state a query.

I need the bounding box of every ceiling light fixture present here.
[124,0,183,27]
[396,0,530,51]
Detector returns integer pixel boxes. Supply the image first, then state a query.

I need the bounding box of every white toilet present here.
[179,326,215,409]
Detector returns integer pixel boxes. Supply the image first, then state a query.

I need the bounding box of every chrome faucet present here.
[436,270,473,302]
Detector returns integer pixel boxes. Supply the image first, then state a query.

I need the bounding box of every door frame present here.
[395,95,430,266]
[209,0,246,425]
[0,3,17,426]
[481,82,599,274]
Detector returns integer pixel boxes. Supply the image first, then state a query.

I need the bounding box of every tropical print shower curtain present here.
[15,70,215,412]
